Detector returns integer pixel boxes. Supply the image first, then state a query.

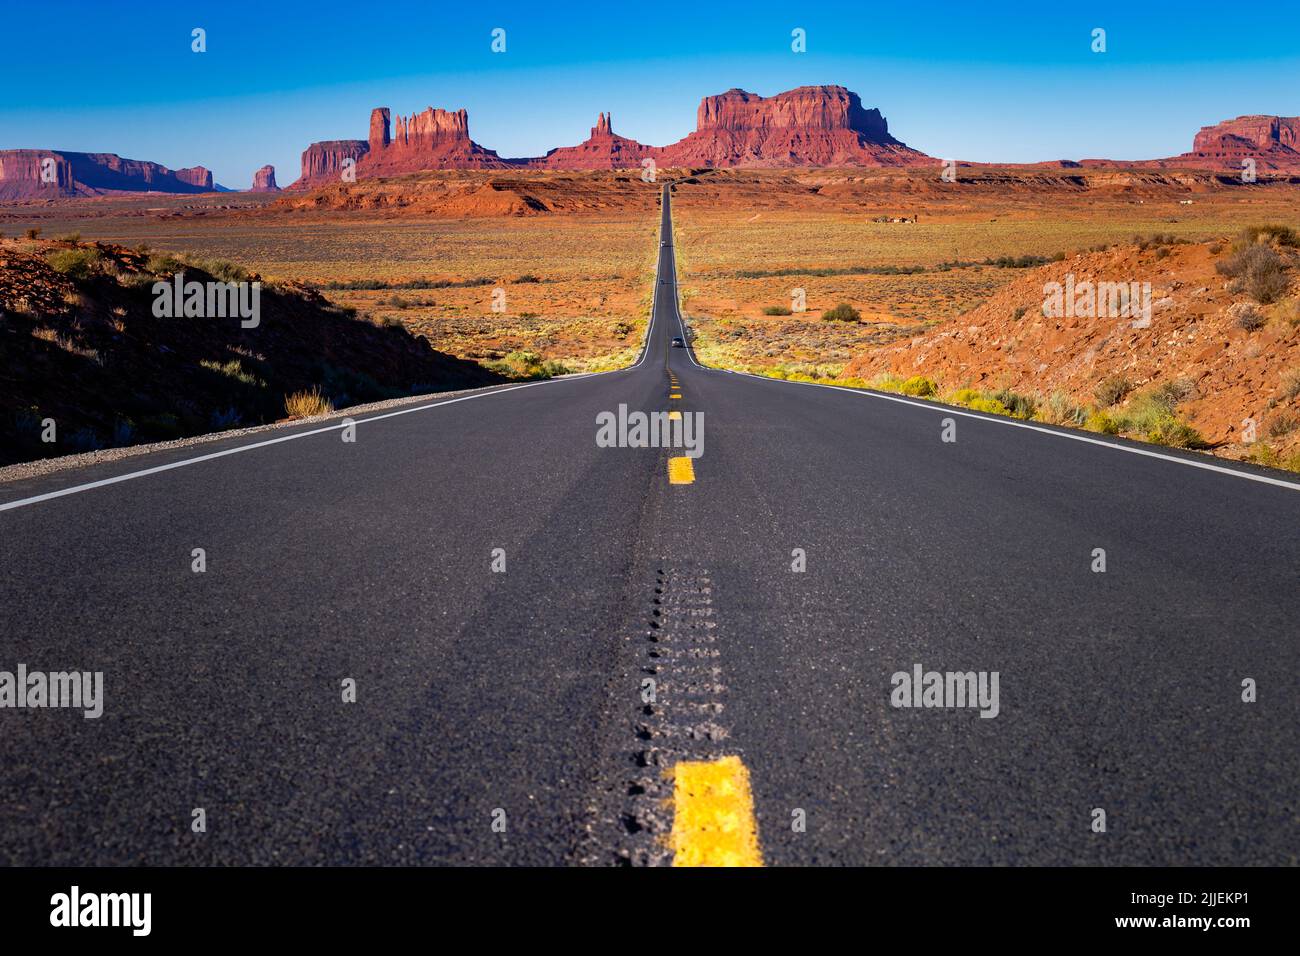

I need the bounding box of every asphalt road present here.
[1,185,1296,866]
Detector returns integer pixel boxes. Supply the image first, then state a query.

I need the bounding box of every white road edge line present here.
[0,379,568,513]
[0,194,675,515]
[665,221,1300,494]
[737,372,1300,491]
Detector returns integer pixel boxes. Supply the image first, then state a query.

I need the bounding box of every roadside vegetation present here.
[482,350,571,380]
[726,364,1224,454]
[284,386,335,418]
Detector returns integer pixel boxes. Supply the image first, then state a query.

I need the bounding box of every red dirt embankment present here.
[846,234,1300,464]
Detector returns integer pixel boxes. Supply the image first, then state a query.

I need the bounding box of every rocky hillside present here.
[0,238,500,466]
[845,228,1300,468]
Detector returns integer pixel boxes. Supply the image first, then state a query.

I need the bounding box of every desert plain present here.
[3,165,1299,469]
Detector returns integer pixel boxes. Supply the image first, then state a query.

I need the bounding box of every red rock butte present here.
[291,84,933,186]
[0,150,214,200]
[1076,114,1300,172]
[1180,115,1300,170]
[362,106,512,174]
[250,164,280,192]
[5,88,1300,197]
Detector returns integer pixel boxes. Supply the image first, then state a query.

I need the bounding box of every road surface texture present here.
[2,186,1297,866]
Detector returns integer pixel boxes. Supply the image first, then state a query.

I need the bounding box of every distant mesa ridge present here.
[291,84,932,185]
[4,89,1300,198]
[1172,114,1300,170]
[0,150,217,200]
[291,87,1300,186]
[665,86,920,169]
[1194,115,1300,154]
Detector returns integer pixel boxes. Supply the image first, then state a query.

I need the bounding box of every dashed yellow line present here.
[668,410,682,421]
[670,392,682,399]
[667,756,764,867]
[668,456,695,484]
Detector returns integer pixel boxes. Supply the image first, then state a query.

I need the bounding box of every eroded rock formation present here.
[0,150,216,199]
[290,85,931,183]
[250,165,280,192]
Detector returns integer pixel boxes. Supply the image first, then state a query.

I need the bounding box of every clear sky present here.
[3,0,1298,188]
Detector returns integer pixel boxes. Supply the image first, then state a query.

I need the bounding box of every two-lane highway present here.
[1,185,1296,865]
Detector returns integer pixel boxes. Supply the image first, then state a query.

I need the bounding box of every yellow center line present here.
[667,456,694,484]
[668,410,682,421]
[666,756,764,867]
[670,392,682,399]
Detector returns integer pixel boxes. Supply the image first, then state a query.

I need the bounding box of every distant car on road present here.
[670,337,685,348]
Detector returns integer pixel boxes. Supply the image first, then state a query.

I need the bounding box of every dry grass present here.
[284,386,334,418]
[12,174,1300,377]
[14,202,656,372]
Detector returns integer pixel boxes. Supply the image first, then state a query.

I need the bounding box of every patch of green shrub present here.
[46,247,104,279]
[200,358,263,387]
[1085,410,1121,434]
[991,388,1038,419]
[1216,244,1290,304]
[1094,374,1133,407]
[899,375,938,397]
[146,252,186,275]
[1235,224,1298,249]
[967,396,1012,416]
[820,302,861,322]
[1042,391,1089,426]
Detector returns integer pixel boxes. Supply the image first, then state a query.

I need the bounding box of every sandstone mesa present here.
[2,86,1299,200]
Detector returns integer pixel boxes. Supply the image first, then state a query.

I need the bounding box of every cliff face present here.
[0,150,215,199]
[1193,115,1300,153]
[359,106,511,174]
[296,140,370,185]
[250,165,280,192]
[0,150,79,199]
[1131,115,1300,172]
[173,166,214,189]
[695,86,889,136]
[665,86,927,167]
[290,85,930,181]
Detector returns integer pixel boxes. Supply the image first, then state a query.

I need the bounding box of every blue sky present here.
[3,1,1298,187]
